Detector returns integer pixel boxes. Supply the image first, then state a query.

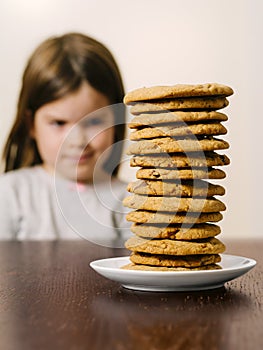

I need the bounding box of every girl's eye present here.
[81,117,106,129]
[87,118,103,126]
[51,120,66,127]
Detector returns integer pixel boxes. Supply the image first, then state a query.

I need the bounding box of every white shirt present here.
[0,166,131,246]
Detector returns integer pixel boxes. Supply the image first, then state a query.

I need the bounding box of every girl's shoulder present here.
[0,166,47,188]
[111,176,127,189]
[103,176,128,197]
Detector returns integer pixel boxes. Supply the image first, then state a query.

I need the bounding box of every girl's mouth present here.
[64,152,94,163]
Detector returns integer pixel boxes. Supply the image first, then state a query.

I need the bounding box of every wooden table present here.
[0,240,262,350]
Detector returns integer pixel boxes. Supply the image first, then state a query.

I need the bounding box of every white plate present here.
[90,254,256,292]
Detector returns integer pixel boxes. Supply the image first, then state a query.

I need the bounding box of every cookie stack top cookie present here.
[124,83,233,114]
[122,83,233,271]
[124,83,233,103]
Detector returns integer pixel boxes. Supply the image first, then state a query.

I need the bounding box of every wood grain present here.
[0,240,262,350]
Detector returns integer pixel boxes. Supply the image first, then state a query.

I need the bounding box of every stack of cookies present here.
[122,83,233,271]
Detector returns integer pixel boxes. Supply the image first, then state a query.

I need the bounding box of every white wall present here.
[0,0,262,239]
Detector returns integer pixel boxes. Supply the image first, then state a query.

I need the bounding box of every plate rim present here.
[90,253,257,276]
[90,254,257,291]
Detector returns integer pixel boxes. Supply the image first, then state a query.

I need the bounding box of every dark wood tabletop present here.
[0,239,262,350]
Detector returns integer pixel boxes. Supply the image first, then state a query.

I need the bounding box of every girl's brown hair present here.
[3,32,125,175]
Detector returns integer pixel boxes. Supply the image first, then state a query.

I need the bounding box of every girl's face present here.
[32,82,115,183]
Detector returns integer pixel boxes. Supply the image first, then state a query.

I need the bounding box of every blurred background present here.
[0,0,262,239]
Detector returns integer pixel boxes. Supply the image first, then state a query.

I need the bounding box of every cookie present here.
[128,111,228,128]
[130,222,221,239]
[126,210,223,224]
[129,251,221,268]
[136,167,226,180]
[127,137,229,155]
[123,194,226,212]
[129,97,229,114]
[125,236,226,255]
[121,263,221,271]
[129,123,227,140]
[124,83,234,104]
[127,179,225,197]
[130,152,230,168]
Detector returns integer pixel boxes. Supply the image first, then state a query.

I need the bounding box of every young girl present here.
[0,32,129,246]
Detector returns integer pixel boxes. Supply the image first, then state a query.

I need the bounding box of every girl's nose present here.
[67,124,88,148]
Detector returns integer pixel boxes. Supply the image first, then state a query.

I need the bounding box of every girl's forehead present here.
[36,82,111,120]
